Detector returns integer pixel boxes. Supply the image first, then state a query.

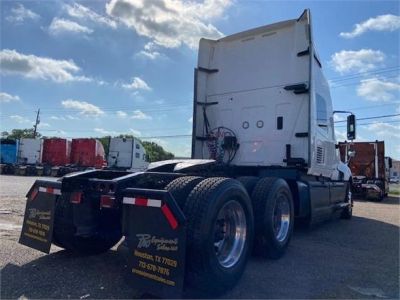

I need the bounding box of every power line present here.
[334,113,400,123]
[335,120,400,127]
[335,102,400,112]
[328,66,399,82]
[331,74,400,89]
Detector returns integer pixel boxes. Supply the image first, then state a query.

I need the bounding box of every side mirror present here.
[348,150,356,158]
[347,114,356,140]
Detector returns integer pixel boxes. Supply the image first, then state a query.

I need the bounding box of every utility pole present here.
[33,109,40,138]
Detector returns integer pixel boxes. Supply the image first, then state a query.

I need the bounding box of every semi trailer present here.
[19,10,356,297]
[42,138,71,176]
[338,141,391,201]
[16,138,43,176]
[0,139,19,174]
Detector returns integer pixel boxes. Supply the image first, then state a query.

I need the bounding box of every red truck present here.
[339,141,392,201]
[71,138,106,169]
[42,138,71,166]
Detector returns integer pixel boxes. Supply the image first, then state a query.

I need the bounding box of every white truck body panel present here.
[18,138,43,164]
[193,11,345,179]
[108,138,148,171]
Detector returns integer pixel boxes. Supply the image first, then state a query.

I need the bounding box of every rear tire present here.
[251,177,294,259]
[183,177,254,294]
[52,194,122,255]
[165,176,203,209]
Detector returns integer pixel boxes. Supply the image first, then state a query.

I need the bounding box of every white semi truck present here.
[107,137,149,171]
[19,10,355,297]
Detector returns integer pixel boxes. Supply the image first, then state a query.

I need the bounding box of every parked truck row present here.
[19,10,360,298]
[0,137,148,176]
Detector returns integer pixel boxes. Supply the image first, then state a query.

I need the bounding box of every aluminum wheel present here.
[213,200,247,268]
[273,194,291,242]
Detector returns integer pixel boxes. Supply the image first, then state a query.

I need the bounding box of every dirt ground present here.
[0,175,399,299]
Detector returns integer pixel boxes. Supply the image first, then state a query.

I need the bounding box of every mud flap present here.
[122,188,186,298]
[19,180,61,253]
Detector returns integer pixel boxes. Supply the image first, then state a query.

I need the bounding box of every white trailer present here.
[17,138,43,164]
[107,137,148,171]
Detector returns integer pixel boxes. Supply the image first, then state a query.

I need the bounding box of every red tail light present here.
[100,195,115,208]
[30,188,38,201]
[70,192,83,204]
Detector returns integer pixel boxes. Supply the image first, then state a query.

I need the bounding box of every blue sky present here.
[1,0,399,159]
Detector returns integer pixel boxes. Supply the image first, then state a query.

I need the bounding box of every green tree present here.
[98,136,111,156]
[142,141,174,162]
[2,128,41,139]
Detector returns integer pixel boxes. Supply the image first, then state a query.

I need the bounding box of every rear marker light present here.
[100,195,115,208]
[71,192,83,204]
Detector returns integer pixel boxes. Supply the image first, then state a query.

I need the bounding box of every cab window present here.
[316,94,328,128]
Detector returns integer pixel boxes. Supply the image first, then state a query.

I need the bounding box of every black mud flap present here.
[19,180,61,253]
[122,188,186,298]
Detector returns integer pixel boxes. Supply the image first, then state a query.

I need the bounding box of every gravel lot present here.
[0,175,399,299]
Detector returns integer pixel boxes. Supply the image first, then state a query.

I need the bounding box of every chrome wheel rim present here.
[273,194,290,242]
[213,200,247,268]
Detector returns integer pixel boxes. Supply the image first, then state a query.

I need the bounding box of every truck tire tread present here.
[183,177,254,294]
[165,176,203,209]
[251,177,294,259]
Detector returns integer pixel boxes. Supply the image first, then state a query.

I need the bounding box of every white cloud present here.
[334,129,347,142]
[106,0,230,49]
[10,115,31,124]
[188,116,193,123]
[116,111,128,118]
[366,122,400,139]
[61,99,105,116]
[137,42,162,60]
[340,14,400,38]
[50,116,66,120]
[38,122,50,128]
[0,92,20,103]
[64,3,117,28]
[49,18,93,35]
[129,128,142,136]
[0,49,91,83]
[131,110,152,120]
[333,114,345,122]
[146,138,168,148]
[357,78,400,101]
[122,77,151,91]
[330,49,385,74]
[66,115,78,120]
[94,128,118,135]
[6,4,40,24]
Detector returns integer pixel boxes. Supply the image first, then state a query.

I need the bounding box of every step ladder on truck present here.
[19,9,356,298]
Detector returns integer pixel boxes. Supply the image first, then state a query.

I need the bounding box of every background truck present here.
[0,139,19,174]
[338,141,391,201]
[16,138,43,176]
[19,10,356,297]
[107,137,149,171]
[70,138,106,169]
